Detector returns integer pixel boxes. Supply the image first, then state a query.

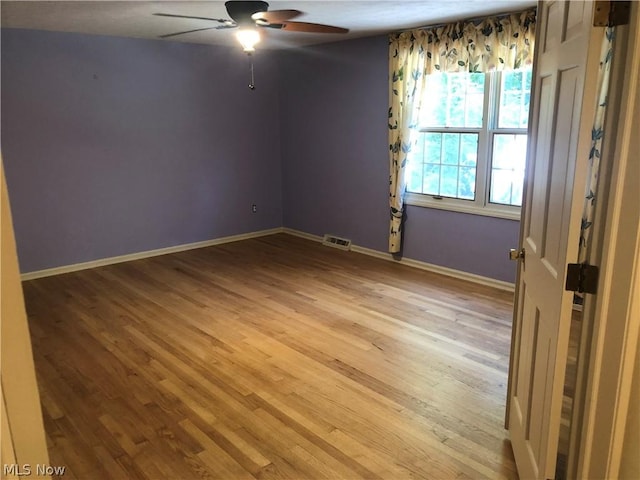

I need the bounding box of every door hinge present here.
[594,1,631,26]
[565,263,599,294]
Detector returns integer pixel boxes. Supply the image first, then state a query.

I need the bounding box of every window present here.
[406,69,532,219]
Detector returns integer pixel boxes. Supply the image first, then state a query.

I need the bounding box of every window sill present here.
[404,193,522,221]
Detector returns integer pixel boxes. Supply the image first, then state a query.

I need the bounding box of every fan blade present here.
[159,26,219,38]
[280,22,349,34]
[153,13,229,23]
[252,9,302,23]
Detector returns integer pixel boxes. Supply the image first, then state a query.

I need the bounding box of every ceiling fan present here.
[154,1,349,52]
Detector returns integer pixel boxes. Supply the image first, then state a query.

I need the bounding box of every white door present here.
[507,2,601,479]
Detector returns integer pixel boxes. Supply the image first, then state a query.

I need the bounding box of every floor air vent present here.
[322,234,352,251]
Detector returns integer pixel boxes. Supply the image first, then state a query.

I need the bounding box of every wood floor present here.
[23,233,518,479]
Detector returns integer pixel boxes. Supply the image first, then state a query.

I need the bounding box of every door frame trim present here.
[576,4,640,478]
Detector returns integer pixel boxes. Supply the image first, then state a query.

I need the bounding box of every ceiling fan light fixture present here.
[236,28,260,52]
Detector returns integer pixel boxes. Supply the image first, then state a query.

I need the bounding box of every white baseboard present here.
[20,228,285,281]
[22,227,516,292]
[282,228,322,243]
[283,228,515,292]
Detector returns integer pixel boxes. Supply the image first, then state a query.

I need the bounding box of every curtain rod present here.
[395,6,536,34]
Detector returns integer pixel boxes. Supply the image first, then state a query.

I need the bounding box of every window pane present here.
[407,165,423,192]
[458,167,476,200]
[499,69,532,128]
[424,133,442,163]
[423,164,440,195]
[411,69,532,211]
[447,75,466,126]
[490,170,513,205]
[442,134,460,165]
[440,166,458,197]
[421,73,485,128]
[460,134,478,166]
[465,93,485,127]
[407,131,477,201]
[490,134,527,206]
[511,171,524,207]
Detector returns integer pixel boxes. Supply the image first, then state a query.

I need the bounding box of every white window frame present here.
[405,70,529,221]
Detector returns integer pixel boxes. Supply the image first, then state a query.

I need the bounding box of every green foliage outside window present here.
[408,69,532,208]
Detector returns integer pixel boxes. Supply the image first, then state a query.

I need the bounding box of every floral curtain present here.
[388,9,536,253]
[578,27,616,264]
[388,35,427,252]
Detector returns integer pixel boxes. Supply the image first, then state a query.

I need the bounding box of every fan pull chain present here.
[248,55,256,90]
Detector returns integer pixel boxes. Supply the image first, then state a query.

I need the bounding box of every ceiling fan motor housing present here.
[225,1,268,26]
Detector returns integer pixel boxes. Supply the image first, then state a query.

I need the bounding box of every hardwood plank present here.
[24,233,518,479]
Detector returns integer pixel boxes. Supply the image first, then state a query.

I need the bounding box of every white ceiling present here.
[1,1,536,50]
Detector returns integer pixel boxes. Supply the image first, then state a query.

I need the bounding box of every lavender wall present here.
[279,36,520,283]
[2,28,519,282]
[1,29,282,273]
[279,36,390,249]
